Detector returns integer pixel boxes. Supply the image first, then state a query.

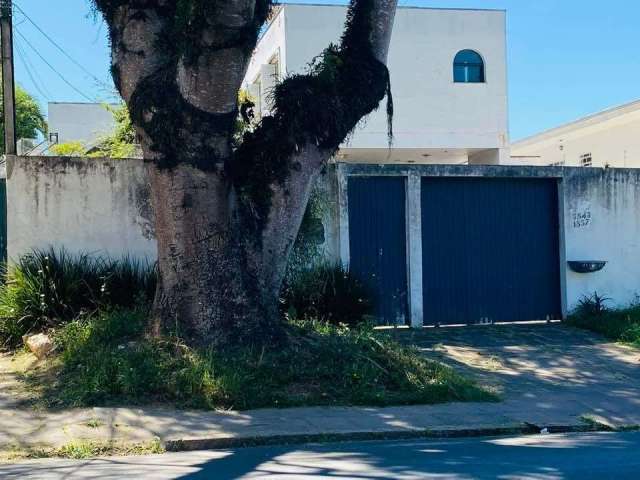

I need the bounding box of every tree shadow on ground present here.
[392,323,640,422]
[0,432,638,479]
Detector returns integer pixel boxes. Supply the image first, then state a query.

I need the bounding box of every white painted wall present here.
[243,5,510,164]
[6,156,156,262]
[48,103,117,147]
[244,7,287,117]
[511,100,640,168]
[563,168,640,309]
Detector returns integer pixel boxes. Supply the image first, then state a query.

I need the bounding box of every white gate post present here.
[336,163,350,268]
[406,172,424,328]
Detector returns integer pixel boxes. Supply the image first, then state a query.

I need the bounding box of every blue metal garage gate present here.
[421,177,562,325]
[348,176,409,325]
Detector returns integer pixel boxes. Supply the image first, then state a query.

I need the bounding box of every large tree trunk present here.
[148,164,262,342]
[148,149,325,344]
[96,0,398,345]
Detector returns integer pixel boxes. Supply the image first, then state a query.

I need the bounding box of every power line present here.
[14,27,96,102]
[13,1,112,90]
[15,38,52,100]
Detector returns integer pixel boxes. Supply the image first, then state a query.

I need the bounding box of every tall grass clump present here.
[568,292,640,346]
[0,249,155,347]
[282,263,372,327]
[47,308,493,409]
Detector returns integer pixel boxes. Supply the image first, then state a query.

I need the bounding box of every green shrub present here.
[282,263,372,327]
[568,293,640,346]
[573,292,611,318]
[0,249,155,347]
[45,308,493,410]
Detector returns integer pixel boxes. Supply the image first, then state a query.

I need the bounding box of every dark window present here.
[454,50,485,83]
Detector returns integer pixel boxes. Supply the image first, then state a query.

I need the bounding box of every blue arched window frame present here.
[453,50,485,83]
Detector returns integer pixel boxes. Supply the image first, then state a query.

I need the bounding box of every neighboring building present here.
[510,99,640,167]
[244,4,510,165]
[47,102,117,149]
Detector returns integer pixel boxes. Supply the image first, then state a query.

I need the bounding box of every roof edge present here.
[280,3,506,13]
[513,98,640,147]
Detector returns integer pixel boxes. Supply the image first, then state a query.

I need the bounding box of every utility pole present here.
[1,0,16,155]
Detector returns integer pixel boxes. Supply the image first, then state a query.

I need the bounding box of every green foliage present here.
[50,141,86,157]
[568,295,640,347]
[0,85,47,151]
[574,292,611,318]
[0,249,156,346]
[283,263,372,327]
[49,104,136,158]
[90,104,137,158]
[233,89,257,146]
[48,308,492,409]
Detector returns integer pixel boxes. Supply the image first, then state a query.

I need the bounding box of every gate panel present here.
[421,177,561,325]
[348,176,408,325]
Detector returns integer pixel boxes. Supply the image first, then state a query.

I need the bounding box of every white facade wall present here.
[511,101,640,168]
[244,5,510,164]
[563,168,640,309]
[244,8,287,117]
[48,103,117,146]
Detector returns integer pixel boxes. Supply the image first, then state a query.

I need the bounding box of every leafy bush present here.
[50,141,86,157]
[574,292,610,318]
[568,293,640,346]
[0,249,155,346]
[44,308,493,409]
[282,263,372,327]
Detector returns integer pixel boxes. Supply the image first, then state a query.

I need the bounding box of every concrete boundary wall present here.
[6,156,640,324]
[6,155,156,262]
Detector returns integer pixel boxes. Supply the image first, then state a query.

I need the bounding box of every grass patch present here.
[1,439,164,462]
[30,308,494,410]
[567,294,640,346]
[86,419,104,429]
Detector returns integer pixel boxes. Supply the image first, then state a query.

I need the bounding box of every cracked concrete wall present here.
[563,167,640,309]
[6,156,156,262]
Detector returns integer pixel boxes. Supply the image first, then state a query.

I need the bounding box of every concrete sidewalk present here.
[0,396,620,454]
[1,324,639,454]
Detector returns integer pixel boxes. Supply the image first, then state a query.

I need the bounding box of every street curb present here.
[163,422,613,452]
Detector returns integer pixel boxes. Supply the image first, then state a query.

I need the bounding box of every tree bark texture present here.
[95,0,398,345]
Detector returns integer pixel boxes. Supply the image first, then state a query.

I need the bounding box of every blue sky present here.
[12,0,640,140]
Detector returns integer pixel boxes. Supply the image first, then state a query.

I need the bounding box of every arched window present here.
[453,50,485,83]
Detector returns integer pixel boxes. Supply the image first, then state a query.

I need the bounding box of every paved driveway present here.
[398,322,640,428]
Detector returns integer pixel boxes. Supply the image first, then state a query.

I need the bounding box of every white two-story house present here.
[243,4,510,165]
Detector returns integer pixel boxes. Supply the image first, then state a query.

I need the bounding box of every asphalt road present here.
[2,432,640,479]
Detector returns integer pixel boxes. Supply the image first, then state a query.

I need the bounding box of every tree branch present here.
[230,0,397,222]
[95,0,274,168]
[233,0,398,297]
